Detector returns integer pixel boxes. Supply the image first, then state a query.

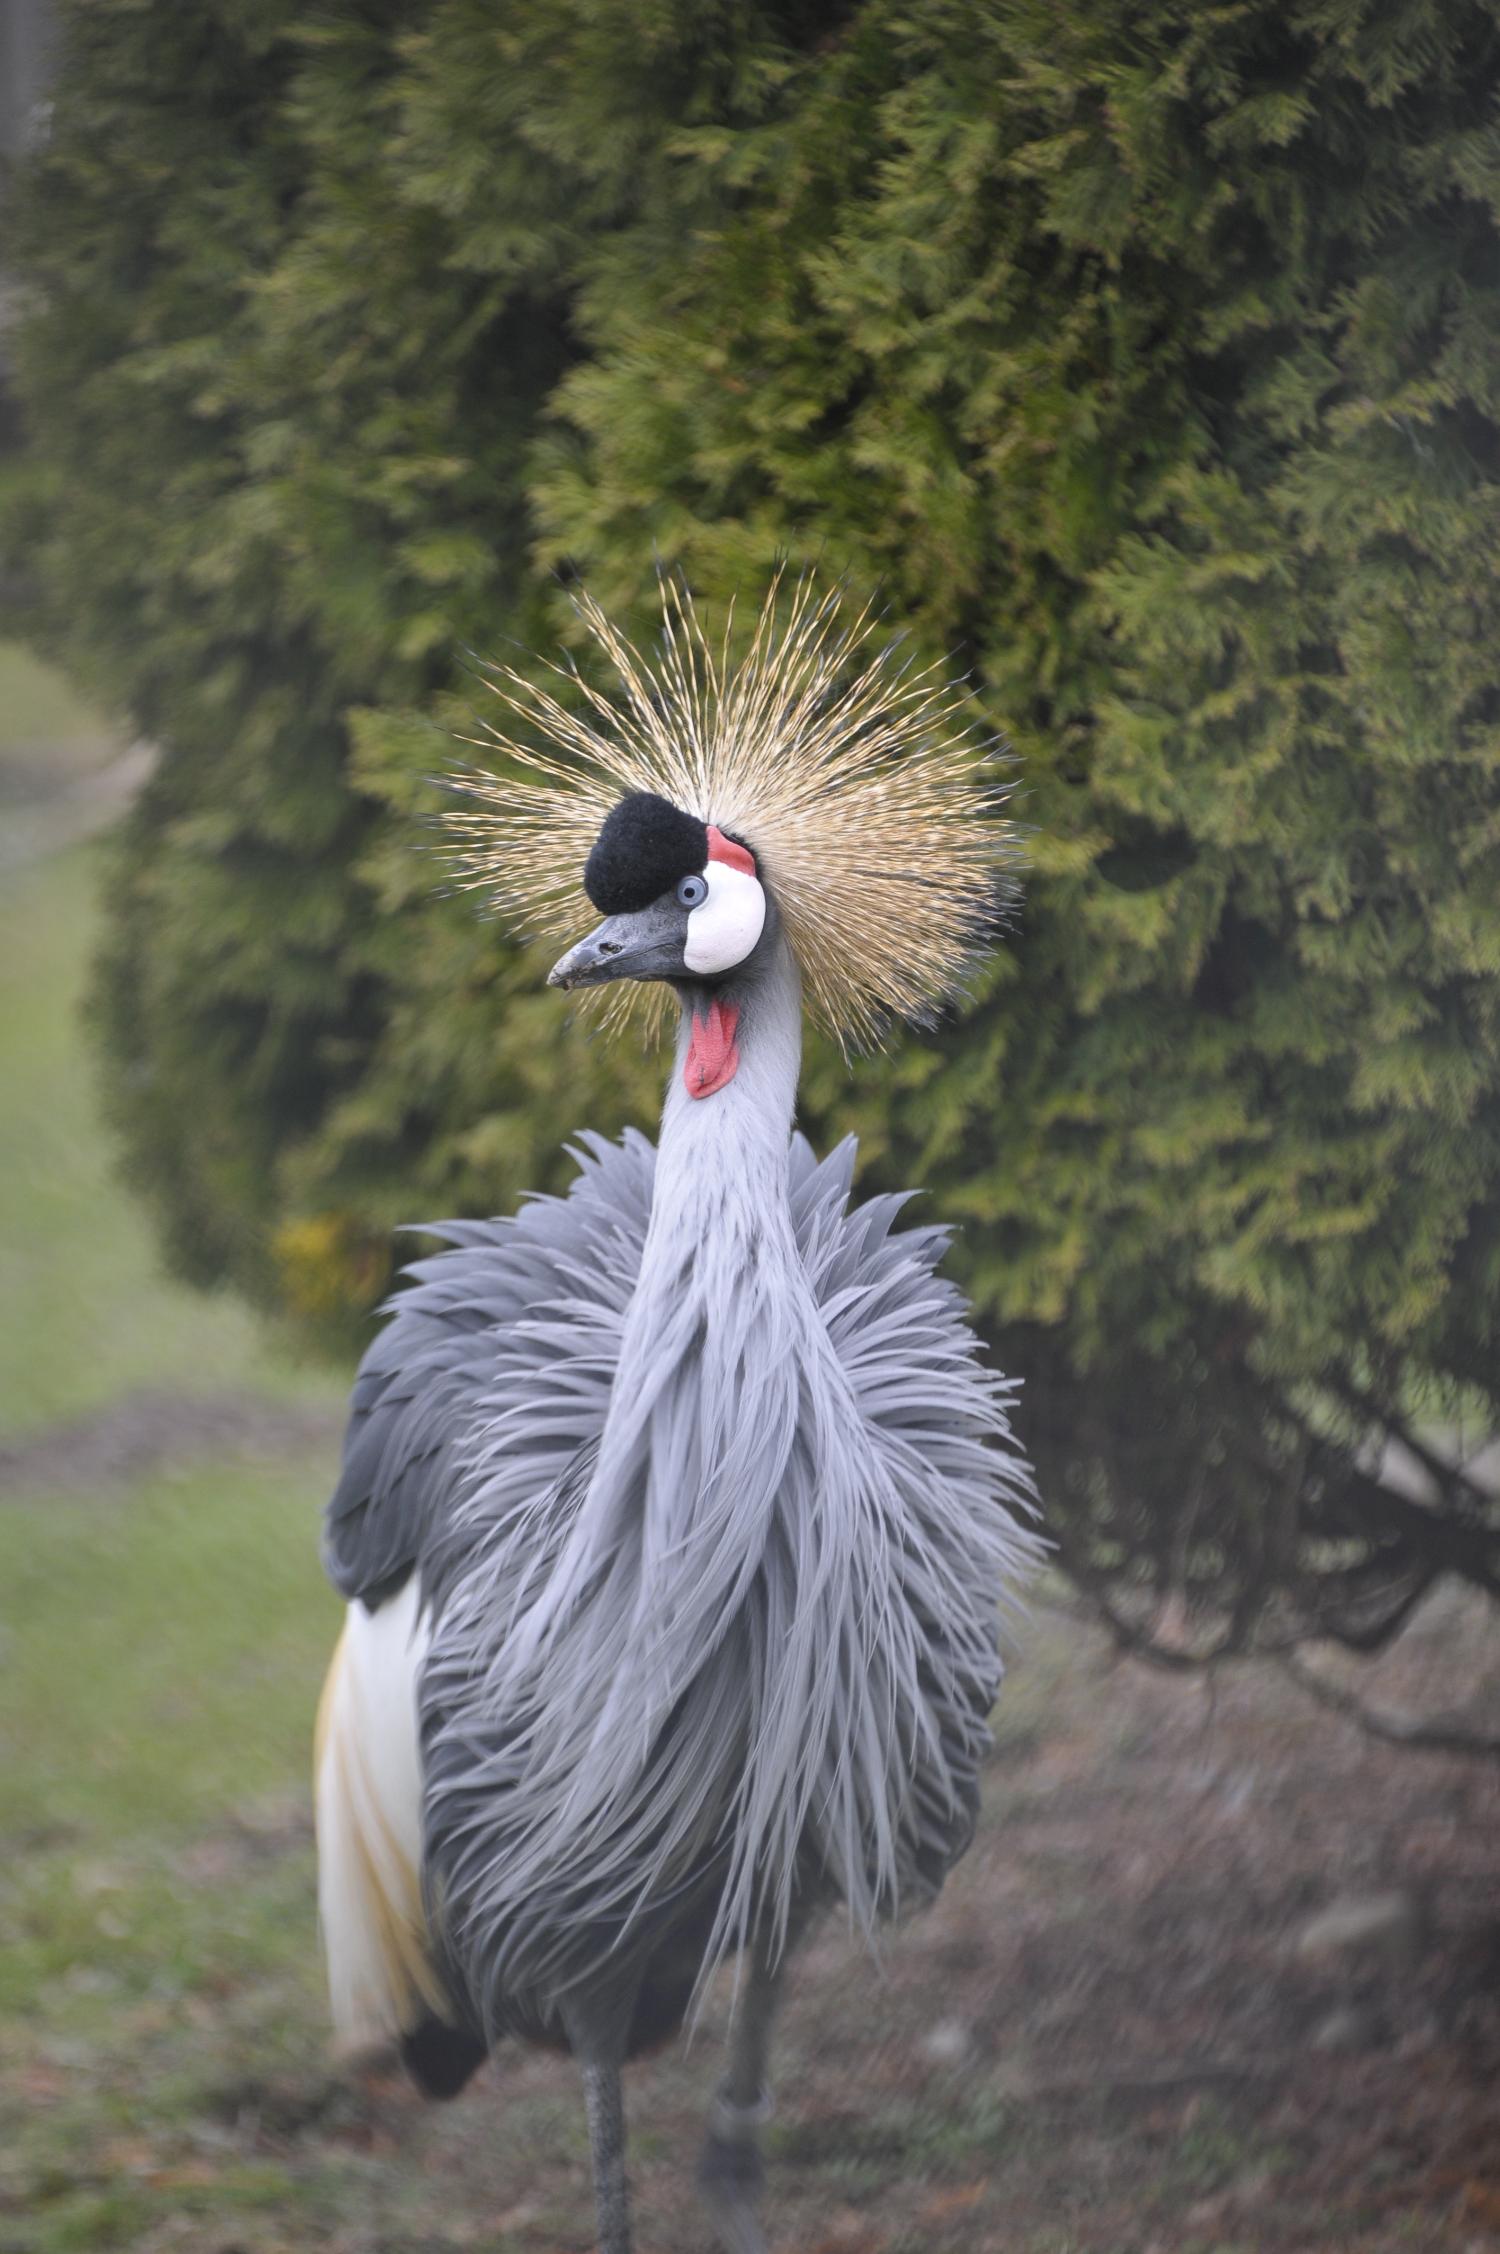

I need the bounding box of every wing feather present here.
[321,1132,656,1604]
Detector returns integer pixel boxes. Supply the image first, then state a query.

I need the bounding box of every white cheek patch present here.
[684,862,766,976]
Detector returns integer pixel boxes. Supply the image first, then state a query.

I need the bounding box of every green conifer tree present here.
[8,0,1500,1674]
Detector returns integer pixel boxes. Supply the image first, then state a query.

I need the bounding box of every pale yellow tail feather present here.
[314,1582,450,2052]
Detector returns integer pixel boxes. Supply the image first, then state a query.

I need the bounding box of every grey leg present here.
[699,1931,783,2254]
[580,2056,632,2254]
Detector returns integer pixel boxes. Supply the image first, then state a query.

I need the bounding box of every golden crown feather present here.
[442,573,1018,1052]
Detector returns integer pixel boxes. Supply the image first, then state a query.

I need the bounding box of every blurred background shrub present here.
[5,0,1500,1672]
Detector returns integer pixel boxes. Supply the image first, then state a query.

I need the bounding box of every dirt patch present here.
[837,1588,1500,2253]
[0,1384,343,1497]
[174,1584,1500,2254]
[6,1578,1497,2252]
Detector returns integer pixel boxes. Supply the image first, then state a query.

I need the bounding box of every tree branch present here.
[1281,1652,1500,1761]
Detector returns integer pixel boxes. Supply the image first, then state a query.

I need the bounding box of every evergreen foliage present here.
[9,0,1500,1663]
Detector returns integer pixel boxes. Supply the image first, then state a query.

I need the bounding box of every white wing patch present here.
[314,1577,448,2051]
[684,861,766,976]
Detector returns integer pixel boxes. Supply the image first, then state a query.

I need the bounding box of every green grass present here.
[0,652,352,2250]
[0,1447,341,2250]
[0,1458,339,1847]
[0,845,332,1438]
[0,640,117,797]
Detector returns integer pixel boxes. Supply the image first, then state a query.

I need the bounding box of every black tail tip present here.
[400,2016,488,2100]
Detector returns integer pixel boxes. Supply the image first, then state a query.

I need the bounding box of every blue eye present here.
[676,873,708,909]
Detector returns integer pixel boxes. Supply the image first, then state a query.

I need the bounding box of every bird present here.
[313,575,1040,2254]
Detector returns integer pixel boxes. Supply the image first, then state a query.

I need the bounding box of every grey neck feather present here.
[504,925,808,1648]
[648,927,804,1267]
[580,923,808,1575]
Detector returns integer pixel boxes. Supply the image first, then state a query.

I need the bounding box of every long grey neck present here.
[505,929,805,1666]
[648,927,803,1248]
[581,926,804,1529]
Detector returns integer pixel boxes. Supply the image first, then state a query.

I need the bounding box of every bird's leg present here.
[580,2056,632,2254]
[699,1931,783,2254]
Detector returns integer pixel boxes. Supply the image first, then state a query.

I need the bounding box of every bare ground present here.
[16,1581,1490,2254]
[394,1584,1500,2252]
[0,1386,343,1499]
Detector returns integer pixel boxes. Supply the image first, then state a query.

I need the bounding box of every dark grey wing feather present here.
[322,1223,526,1605]
[322,1129,657,1605]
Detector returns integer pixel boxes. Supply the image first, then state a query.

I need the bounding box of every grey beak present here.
[548,924,630,990]
[547,901,687,991]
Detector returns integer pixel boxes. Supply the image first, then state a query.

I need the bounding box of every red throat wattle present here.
[684,997,740,1100]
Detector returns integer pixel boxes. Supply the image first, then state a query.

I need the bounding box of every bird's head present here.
[443,573,1017,1061]
[547,792,768,996]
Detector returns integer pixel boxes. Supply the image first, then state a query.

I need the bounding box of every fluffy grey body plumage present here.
[324,936,1037,2067]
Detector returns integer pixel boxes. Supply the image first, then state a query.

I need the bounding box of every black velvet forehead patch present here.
[584,791,710,914]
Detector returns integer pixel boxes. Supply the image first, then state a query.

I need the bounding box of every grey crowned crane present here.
[313,578,1040,2254]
